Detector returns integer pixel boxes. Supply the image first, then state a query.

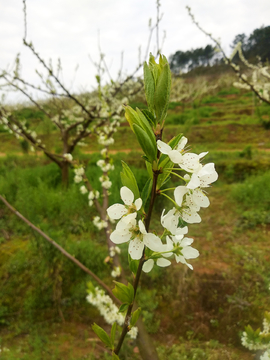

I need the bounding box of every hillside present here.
[0,75,270,359]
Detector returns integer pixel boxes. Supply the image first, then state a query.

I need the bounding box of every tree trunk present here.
[61,162,69,188]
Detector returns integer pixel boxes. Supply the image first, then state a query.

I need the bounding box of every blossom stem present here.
[159,187,176,193]
[160,192,178,207]
[114,168,160,355]
[170,171,186,181]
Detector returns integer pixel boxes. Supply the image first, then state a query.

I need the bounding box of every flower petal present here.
[187,174,201,190]
[176,136,188,151]
[142,259,154,273]
[144,233,164,252]
[138,220,147,235]
[110,230,131,244]
[107,204,127,219]
[120,186,134,205]
[182,246,200,259]
[134,198,142,211]
[192,189,210,208]
[174,186,188,207]
[157,140,172,154]
[157,258,171,267]
[168,150,183,163]
[128,238,144,260]
[182,209,201,224]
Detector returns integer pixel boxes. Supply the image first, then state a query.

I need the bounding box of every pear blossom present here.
[63,153,73,162]
[163,235,199,270]
[110,214,164,260]
[86,286,138,339]
[80,185,88,194]
[107,186,142,220]
[111,266,121,278]
[174,185,210,210]
[186,163,218,190]
[157,137,208,173]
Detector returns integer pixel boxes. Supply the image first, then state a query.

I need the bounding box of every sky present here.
[0,0,270,103]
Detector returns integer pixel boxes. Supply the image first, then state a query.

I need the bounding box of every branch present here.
[0,194,120,305]
[186,6,270,106]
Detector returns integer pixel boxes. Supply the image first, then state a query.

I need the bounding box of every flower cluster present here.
[107,136,217,272]
[74,167,85,183]
[86,286,138,339]
[111,266,121,278]
[93,216,108,230]
[88,190,100,207]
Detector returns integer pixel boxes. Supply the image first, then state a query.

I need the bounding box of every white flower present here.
[88,190,99,200]
[74,175,82,183]
[89,200,93,207]
[110,214,164,260]
[63,153,73,162]
[74,167,84,177]
[174,185,210,210]
[111,266,121,278]
[128,326,138,339]
[164,235,199,270]
[186,163,218,190]
[157,138,207,173]
[102,180,112,189]
[80,185,88,194]
[107,186,142,220]
[261,350,270,360]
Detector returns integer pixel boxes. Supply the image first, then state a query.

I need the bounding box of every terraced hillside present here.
[0,81,270,359]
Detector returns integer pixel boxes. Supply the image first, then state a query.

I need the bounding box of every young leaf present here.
[141,177,153,207]
[92,323,112,349]
[124,105,142,132]
[154,63,171,123]
[118,303,129,313]
[130,307,142,327]
[136,108,156,145]
[112,353,120,360]
[120,161,140,200]
[110,322,117,348]
[133,124,157,162]
[143,62,155,114]
[129,257,140,275]
[142,109,156,127]
[112,281,134,304]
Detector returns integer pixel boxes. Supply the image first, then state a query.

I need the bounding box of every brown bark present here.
[61,161,69,188]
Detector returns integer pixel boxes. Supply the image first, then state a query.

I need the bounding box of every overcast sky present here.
[1,0,269,103]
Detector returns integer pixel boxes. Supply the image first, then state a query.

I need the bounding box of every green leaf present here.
[133,124,157,162]
[110,322,117,348]
[112,353,120,360]
[141,178,153,207]
[120,161,140,200]
[129,256,140,275]
[130,308,141,327]
[118,303,129,313]
[143,62,155,114]
[112,281,134,304]
[124,105,142,132]
[92,323,112,348]
[142,109,156,127]
[136,108,156,146]
[154,63,171,123]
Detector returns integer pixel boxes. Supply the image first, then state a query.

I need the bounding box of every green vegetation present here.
[0,73,269,359]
